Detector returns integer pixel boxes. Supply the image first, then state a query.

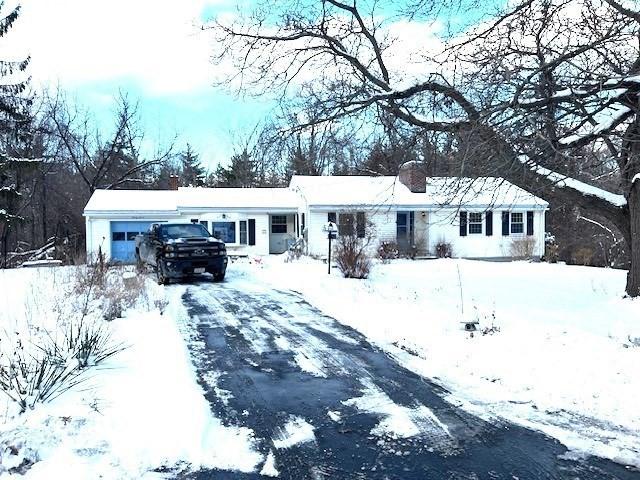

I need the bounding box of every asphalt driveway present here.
[174,277,638,480]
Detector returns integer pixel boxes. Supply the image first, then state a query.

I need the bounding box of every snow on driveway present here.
[175,268,638,479]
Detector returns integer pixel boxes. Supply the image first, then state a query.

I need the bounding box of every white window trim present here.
[510,212,524,235]
[468,212,483,235]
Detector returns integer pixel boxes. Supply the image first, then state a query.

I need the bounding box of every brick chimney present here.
[168,175,179,191]
[398,161,426,193]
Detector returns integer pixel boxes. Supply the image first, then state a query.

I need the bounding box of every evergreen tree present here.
[213,149,257,187]
[180,144,205,187]
[0,3,39,267]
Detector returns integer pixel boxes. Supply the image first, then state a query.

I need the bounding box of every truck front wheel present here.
[156,259,169,285]
[213,271,225,282]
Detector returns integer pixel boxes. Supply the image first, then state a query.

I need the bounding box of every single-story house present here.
[83,164,548,263]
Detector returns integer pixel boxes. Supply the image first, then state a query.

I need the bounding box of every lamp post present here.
[326,221,338,275]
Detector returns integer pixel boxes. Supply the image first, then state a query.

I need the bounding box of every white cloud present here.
[4,0,223,95]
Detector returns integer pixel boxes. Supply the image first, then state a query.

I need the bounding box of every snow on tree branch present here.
[518,155,627,208]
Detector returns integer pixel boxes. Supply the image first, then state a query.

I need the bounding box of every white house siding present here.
[197,212,271,256]
[305,207,397,257]
[427,208,546,258]
[86,212,275,262]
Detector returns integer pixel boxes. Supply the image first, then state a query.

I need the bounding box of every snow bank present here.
[0,267,262,478]
[252,257,640,467]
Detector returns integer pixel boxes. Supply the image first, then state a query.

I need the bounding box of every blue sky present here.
[8,0,273,170]
[9,0,497,171]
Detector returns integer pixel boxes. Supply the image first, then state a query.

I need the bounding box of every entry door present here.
[111,221,155,263]
[269,215,289,254]
[396,211,414,251]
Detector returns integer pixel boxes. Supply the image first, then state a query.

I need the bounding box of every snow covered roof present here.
[177,187,298,211]
[84,176,548,216]
[291,175,548,209]
[84,190,179,215]
[424,177,549,208]
[290,175,419,207]
[84,187,298,215]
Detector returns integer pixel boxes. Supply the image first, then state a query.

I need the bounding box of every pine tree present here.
[180,144,205,187]
[0,3,39,267]
[214,149,257,187]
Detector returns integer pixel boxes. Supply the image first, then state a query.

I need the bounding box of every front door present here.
[396,211,414,252]
[269,215,290,254]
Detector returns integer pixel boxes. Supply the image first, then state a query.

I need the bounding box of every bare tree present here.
[208,0,640,297]
[45,91,174,194]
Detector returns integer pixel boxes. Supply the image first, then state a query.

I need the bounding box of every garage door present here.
[110,221,156,263]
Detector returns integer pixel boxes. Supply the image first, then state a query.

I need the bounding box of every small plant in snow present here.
[0,317,126,413]
[154,298,169,315]
[377,241,399,263]
[435,239,453,258]
[509,237,537,259]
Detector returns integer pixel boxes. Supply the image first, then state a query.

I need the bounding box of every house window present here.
[126,231,139,241]
[356,212,366,238]
[301,213,306,233]
[200,220,209,233]
[212,222,236,243]
[338,213,355,236]
[468,212,483,234]
[271,215,287,234]
[112,232,125,241]
[328,212,337,223]
[239,220,248,245]
[511,212,524,234]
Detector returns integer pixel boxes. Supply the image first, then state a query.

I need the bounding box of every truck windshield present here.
[158,224,210,239]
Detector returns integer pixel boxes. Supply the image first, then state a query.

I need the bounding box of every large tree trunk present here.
[627,179,640,296]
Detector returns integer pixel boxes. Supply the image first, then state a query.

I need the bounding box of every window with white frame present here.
[510,212,524,234]
[468,212,483,234]
[212,222,236,243]
[271,215,287,234]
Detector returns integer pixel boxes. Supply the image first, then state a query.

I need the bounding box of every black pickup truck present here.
[135,223,228,284]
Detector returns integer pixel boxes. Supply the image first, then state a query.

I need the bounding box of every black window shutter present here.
[328,212,336,223]
[356,212,366,238]
[295,214,299,236]
[527,211,534,236]
[248,219,256,246]
[301,213,306,232]
[459,212,467,237]
[485,211,493,236]
[502,211,510,236]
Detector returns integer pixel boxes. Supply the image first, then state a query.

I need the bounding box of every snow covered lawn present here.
[0,266,261,478]
[249,257,640,468]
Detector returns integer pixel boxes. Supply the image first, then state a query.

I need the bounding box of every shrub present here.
[0,319,125,413]
[572,247,594,266]
[377,241,399,263]
[435,239,453,258]
[333,213,375,279]
[510,237,537,259]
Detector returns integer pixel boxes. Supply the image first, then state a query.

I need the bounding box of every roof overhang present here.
[84,210,179,218]
[178,206,297,214]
